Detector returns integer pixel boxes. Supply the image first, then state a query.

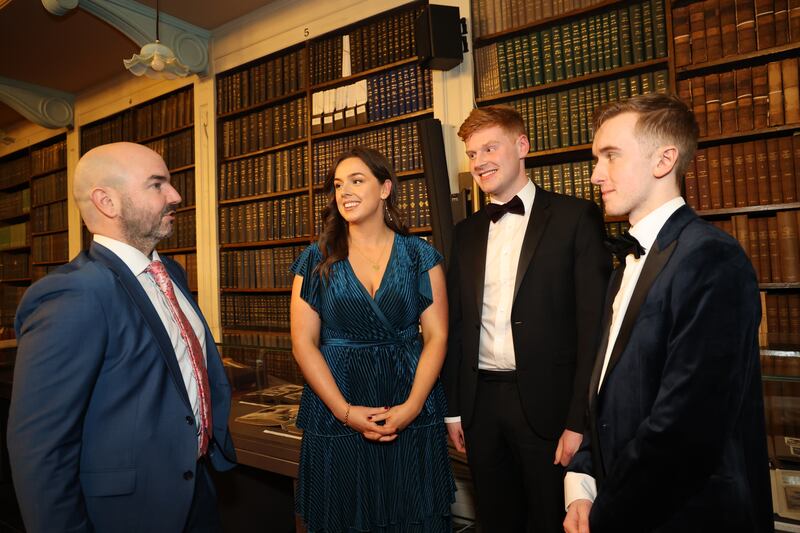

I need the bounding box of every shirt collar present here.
[491,179,536,214]
[93,234,161,277]
[629,196,685,255]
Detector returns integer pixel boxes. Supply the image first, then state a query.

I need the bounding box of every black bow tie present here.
[485,195,525,223]
[605,231,646,261]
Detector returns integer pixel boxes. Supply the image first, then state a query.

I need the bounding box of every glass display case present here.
[219,340,304,477]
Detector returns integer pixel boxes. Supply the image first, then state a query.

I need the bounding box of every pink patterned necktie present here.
[147,260,212,456]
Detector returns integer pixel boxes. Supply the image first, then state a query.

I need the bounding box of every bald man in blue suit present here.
[8,142,236,533]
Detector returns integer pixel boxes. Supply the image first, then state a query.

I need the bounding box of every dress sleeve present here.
[415,237,443,311]
[290,244,322,311]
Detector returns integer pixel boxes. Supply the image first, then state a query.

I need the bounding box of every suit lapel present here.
[90,243,193,411]
[513,187,551,302]
[588,266,626,408]
[601,206,695,383]
[467,211,491,315]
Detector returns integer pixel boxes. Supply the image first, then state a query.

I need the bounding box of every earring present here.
[384,202,393,222]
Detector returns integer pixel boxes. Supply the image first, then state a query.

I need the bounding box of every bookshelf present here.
[215,1,437,345]
[79,86,198,294]
[0,135,67,338]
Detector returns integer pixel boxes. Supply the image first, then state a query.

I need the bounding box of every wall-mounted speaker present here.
[415,5,464,71]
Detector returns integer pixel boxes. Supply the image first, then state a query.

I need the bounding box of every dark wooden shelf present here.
[0,181,31,193]
[473,0,624,46]
[221,287,292,293]
[31,197,67,208]
[135,123,194,145]
[759,283,800,290]
[311,56,419,91]
[396,169,424,178]
[29,165,68,181]
[697,124,800,146]
[695,202,800,217]
[525,143,593,161]
[157,246,196,254]
[168,163,195,174]
[0,277,32,284]
[604,215,627,223]
[221,327,292,336]
[220,138,307,164]
[677,42,800,77]
[31,228,68,237]
[219,186,309,207]
[31,259,68,266]
[311,109,433,141]
[476,57,669,104]
[0,245,30,252]
[0,212,30,224]
[175,205,195,213]
[409,226,432,234]
[219,236,311,250]
[217,89,307,121]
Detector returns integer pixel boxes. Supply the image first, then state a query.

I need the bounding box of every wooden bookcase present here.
[215,1,437,347]
[0,135,67,338]
[78,86,198,295]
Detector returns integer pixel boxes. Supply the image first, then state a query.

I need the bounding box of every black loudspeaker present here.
[415,5,464,71]
[417,118,454,266]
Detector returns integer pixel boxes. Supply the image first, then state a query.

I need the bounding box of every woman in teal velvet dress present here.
[290,146,455,532]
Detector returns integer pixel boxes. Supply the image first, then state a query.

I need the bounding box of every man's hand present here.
[446,420,466,452]
[554,428,583,466]
[564,499,592,533]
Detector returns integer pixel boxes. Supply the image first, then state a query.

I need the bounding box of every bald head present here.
[75,142,180,255]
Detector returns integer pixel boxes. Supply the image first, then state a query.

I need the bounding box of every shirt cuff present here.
[443,416,461,424]
[564,472,597,511]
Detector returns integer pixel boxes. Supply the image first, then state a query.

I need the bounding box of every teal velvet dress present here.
[290,233,455,532]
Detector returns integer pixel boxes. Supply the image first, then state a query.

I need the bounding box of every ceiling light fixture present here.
[123,0,189,79]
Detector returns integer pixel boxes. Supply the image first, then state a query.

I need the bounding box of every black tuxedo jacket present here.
[568,206,773,532]
[442,187,611,438]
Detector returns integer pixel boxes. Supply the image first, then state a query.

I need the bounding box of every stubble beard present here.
[120,196,176,254]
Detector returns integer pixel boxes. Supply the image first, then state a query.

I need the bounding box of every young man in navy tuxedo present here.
[442,106,610,532]
[564,93,773,533]
[9,142,236,533]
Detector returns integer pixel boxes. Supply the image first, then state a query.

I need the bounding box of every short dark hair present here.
[458,105,526,142]
[592,93,699,181]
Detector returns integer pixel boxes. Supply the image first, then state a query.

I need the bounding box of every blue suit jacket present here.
[568,206,773,532]
[8,242,236,533]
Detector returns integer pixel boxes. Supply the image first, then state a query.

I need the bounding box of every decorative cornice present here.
[0,76,74,128]
[43,0,211,74]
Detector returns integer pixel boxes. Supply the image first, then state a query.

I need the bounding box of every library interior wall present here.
[0,0,475,340]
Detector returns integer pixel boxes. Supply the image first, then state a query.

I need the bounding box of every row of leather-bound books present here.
[506,70,668,153]
[712,211,800,284]
[673,0,800,68]
[31,170,66,206]
[30,201,66,234]
[473,0,667,98]
[309,6,421,87]
[311,121,424,185]
[684,133,800,210]
[528,161,602,209]
[0,189,29,220]
[677,58,800,138]
[471,0,610,39]
[0,286,26,328]
[80,90,193,153]
[218,145,307,201]
[0,252,28,280]
[144,129,194,171]
[31,232,68,264]
[216,48,306,115]
[29,140,66,176]
[220,245,306,290]
[219,97,307,159]
[221,294,291,332]
[165,253,198,293]
[219,196,310,245]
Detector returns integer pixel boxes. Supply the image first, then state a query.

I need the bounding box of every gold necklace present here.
[350,233,390,271]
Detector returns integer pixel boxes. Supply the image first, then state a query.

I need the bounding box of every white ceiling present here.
[0,0,280,130]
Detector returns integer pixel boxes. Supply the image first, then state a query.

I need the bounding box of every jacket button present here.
[183,470,194,480]
[186,416,194,425]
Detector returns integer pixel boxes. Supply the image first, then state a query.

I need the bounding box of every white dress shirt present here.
[444,180,536,424]
[564,196,685,508]
[93,234,207,446]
